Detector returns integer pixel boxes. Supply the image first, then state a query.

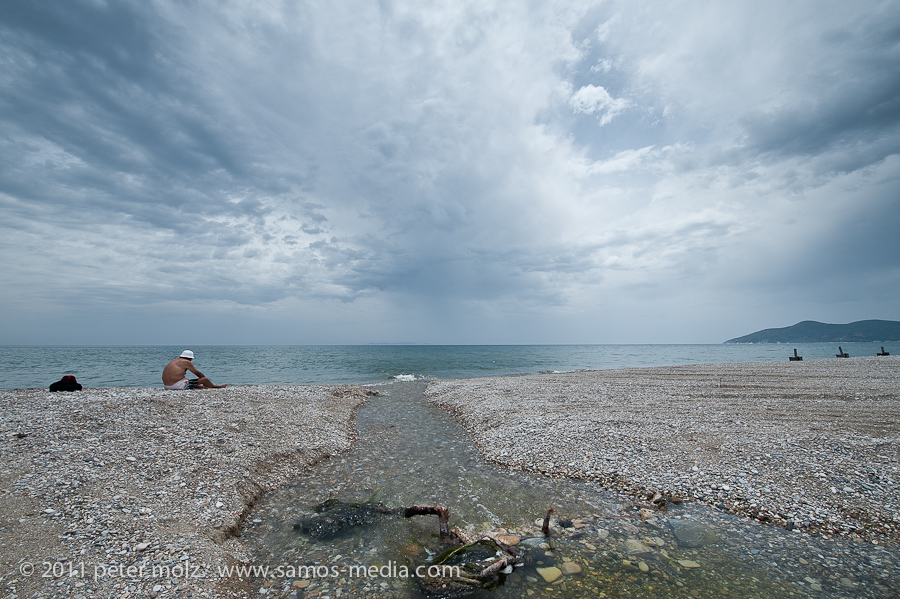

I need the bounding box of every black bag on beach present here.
[49,375,82,392]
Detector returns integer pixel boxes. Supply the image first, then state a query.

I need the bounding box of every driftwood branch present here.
[542,507,555,536]
[479,558,511,579]
[404,504,451,541]
[489,535,520,558]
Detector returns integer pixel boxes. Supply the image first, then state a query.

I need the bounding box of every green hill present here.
[725,320,900,343]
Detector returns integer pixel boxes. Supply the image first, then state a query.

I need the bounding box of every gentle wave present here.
[392,374,425,382]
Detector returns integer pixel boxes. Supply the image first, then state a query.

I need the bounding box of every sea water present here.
[0,342,895,390]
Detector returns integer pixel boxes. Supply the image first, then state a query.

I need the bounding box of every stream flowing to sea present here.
[241,382,898,599]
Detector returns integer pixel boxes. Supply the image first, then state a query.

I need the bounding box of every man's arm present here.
[185,362,205,379]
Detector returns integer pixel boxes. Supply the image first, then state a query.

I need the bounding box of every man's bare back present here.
[162,350,226,389]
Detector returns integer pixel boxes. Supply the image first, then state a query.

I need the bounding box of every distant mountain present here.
[725,320,900,343]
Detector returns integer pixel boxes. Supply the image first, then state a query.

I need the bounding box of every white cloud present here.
[585,145,656,174]
[590,58,613,74]
[569,84,630,125]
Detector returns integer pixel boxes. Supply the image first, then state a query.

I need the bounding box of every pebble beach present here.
[2,356,898,598]
[0,385,369,599]
[425,357,900,541]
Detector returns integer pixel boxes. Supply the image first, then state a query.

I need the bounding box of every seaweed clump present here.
[292,498,395,540]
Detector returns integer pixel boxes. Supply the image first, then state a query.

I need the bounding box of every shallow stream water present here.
[242,382,899,598]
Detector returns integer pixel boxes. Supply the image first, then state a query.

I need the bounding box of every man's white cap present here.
[180,350,194,359]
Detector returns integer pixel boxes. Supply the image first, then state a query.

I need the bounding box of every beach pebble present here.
[536,566,562,582]
[624,539,652,554]
[669,520,719,548]
[621,560,640,572]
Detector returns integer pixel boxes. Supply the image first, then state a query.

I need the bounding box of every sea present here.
[0,341,894,390]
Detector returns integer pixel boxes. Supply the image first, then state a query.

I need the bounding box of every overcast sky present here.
[1,0,898,345]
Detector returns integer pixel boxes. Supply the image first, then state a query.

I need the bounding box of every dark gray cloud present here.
[1,0,898,344]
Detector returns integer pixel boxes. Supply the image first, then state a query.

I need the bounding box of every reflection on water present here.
[242,382,898,598]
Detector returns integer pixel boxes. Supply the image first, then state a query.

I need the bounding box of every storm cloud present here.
[1,0,898,344]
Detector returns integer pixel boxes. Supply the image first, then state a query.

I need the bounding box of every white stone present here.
[536,566,562,582]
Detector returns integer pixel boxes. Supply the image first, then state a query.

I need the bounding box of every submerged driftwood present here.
[294,500,534,597]
[413,538,523,597]
[404,504,451,541]
[402,504,526,597]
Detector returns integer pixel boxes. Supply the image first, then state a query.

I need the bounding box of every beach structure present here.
[836,346,849,358]
[789,348,802,361]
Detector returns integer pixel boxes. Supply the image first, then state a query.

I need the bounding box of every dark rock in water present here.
[668,519,719,548]
[292,499,395,539]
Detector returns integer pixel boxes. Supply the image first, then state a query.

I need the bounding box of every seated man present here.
[162,350,226,389]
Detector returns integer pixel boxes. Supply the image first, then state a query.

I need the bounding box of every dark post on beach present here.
[789,348,803,361]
